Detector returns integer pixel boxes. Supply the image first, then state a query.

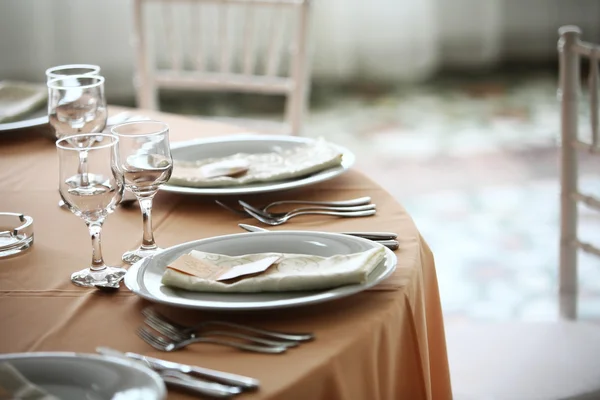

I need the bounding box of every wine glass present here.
[47,75,107,139]
[48,75,107,208]
[112,121,173,264]
[56,133,126,288]
[45,64,100,82]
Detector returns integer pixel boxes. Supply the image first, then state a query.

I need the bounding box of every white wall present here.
[1,0,598,100]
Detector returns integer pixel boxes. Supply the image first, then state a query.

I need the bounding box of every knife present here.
[239,223,399,246]
[97,347,254,395]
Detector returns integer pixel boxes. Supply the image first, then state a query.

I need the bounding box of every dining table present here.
[0,106,452,400]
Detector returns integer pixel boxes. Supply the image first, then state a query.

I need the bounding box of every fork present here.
[242,206,376,226]
[215,196,372,217]
[144,315,299,348]
[142,307,315,342]
[137,326,288,354]
[239,200,376,219]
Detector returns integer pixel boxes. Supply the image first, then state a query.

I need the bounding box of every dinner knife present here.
[96,347,255,395]
[238,223,399,242]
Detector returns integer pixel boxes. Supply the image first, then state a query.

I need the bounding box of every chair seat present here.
[446,321,600,400]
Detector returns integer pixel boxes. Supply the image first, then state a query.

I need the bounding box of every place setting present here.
[0,59,410,399]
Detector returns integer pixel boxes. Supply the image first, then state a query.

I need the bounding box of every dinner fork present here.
[144,315,299,348]
[215,196,372,217]
[242,206,376,226]
[142,307,315,342]
[238,200,376,219]
[137,327,289,354]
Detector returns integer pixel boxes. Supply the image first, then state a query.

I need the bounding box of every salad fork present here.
[137,327,288,354]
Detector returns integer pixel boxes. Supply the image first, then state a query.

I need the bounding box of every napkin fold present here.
[0,362,59,400]
[0,81,47,123]
[168,138,344,188]
[161,246,386,293]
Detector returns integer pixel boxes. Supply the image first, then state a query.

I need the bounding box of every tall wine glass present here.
[112,121,173,264]
[56,133,126,287]
[48,75,107,207]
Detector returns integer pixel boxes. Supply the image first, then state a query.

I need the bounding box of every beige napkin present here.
[0,81,47,123]
[0,362,59,400]
[161,246,386,293]
[168,138,344,188]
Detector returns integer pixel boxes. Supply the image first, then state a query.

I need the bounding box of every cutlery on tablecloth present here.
[96,347,241,398]
[142,307,314,343]
[239,224,399,250]
[240,204,376,226]
[215,196,372,217]
[137,326,289,354]
[96,347,259,391]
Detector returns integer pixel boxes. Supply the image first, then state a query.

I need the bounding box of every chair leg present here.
[558,26,581,320]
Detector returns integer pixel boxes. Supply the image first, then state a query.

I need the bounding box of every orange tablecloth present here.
[0,107,451,400]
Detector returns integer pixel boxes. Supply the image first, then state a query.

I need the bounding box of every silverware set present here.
[137,307,314,355]
[216,196,399,249]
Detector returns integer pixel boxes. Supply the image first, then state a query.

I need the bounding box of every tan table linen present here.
[0,106,451,400]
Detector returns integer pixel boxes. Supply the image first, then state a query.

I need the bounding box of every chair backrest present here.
[132,0,311,135]
[557,25,600,319]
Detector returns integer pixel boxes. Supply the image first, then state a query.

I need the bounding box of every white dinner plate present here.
[124,231,397,311]
[0,352,166,400]
[161,135,355,196]
[0,81,48,131]
[0,110,47,132]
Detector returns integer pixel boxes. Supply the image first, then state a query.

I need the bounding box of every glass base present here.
[122,246,163,264]
[71,266,127,288]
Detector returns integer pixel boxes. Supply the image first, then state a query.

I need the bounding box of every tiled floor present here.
[162,70,600,322]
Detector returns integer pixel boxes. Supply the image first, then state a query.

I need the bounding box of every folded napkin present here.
[161,246,386,293]
[0,362,59,400]
[0,81,47,123]
[168,138,343,188]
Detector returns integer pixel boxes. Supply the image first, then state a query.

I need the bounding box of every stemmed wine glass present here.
[112,121,173,264]
[48,75,107,208]
[47,75,107,139]
[56,133,126,287]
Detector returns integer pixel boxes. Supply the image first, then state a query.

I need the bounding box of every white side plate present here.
[0,352,166,400]
[124,231,397,311]
[161,135,355,196]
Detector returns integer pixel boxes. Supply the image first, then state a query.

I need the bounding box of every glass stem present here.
[87,222,106,271]
[78,150,90,186]
[138,196,157,250]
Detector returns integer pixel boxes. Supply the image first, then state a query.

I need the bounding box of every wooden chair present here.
[446,26,600,400]
[132,0,311,136]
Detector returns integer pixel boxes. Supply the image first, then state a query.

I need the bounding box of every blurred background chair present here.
[132,0,311,136]
[446,25,600,400]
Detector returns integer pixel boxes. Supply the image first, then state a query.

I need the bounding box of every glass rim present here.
[47,75,105,90]
[56,133,118,151]
[45,64,101,78]
[110,120,169,137]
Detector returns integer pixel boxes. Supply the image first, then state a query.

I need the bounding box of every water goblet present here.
[56,133,126,288]
[112,121,173,264]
